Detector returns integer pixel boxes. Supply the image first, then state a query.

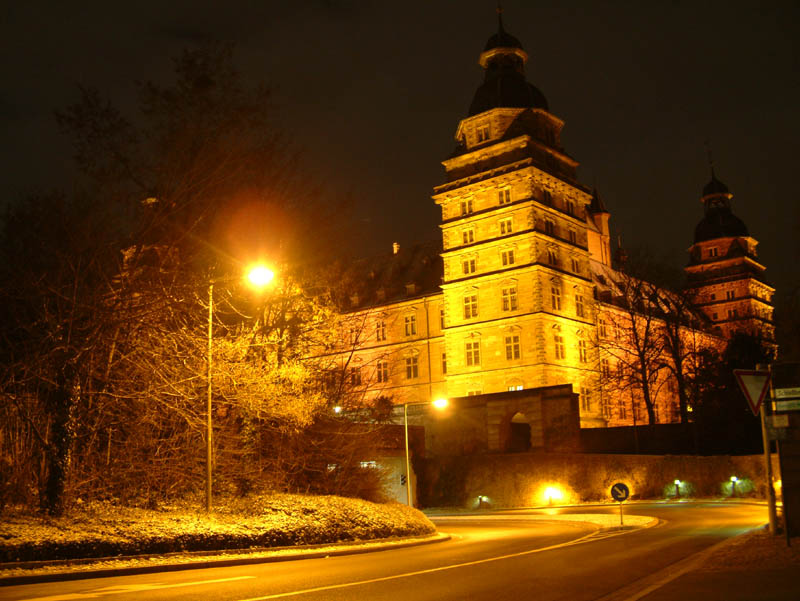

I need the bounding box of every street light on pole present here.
[206,263,274,513]
[403,398,448,507]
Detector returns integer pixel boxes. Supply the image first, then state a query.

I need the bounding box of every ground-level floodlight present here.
[730,475,739,497]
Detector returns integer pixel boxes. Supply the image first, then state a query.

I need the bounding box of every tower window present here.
[554,334,565,360]
[441,352,447,375]
[376,360,389,383]
[576,294,585,318]
[463,294,478,319]
[461,199,474,215]
[551,286,562,310]
[440,307,446,329]
[462,229,475,244]
[568,229,577,244]
[726,290,735,300]
[498,188,512,205]
[501,249,515,266]
[499,218,513,235]
[376,320,386,341]
[601,358,610,377]
[502,285,518,311]
[349,367,362,386]
[599,318,608,338]
[545,219,555,235]
[542,190,553,205]
[462,258,476,275]
[547,249,558,266]
[708,247,718,258]
[405,356,419,379]
[566,200,575,216]
[505,334,521,360]
[578,340,588,363]
[728,308,738,319]
[465,341,481,366]
[571,258,580,273]
[476,123,490,142]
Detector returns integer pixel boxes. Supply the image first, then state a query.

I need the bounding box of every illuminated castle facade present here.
[331,17,773,429]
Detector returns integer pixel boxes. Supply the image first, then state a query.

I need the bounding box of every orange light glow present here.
[247,265,275,288]
[432,398,449,410]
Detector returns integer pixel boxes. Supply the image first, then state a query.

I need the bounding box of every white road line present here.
[19,576,255,601]
[239,530,601,600]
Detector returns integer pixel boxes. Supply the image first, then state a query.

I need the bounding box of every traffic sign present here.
[611,482,630,502]
[733,369,771,416]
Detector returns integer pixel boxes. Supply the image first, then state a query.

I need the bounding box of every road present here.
[0,502,766,601]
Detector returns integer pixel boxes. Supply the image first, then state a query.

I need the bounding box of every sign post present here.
[734,368,778,535]
[610,482,630,526]
[771,362,800,542]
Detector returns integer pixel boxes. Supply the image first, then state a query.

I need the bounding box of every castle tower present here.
[433,14,606,425]
[685,170,775,343]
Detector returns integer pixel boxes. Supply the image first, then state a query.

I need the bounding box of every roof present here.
[693,206,749,243]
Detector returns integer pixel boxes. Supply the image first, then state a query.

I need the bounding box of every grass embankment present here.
[0,494,436,563]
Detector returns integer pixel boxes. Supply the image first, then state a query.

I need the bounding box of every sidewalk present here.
[622,527,800,601]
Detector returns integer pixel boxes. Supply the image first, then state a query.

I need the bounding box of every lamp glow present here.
[247,265,275,288]
[432,398,449,410]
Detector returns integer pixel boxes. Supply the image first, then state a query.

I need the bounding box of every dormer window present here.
[476,123,490,143]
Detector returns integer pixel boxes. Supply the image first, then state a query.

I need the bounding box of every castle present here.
[329,15,774,430]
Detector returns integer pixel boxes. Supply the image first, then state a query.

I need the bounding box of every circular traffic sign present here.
[610,482,630,502]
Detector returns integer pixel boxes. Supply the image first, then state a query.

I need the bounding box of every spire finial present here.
[704,139,716,180]
[497,2,505,32]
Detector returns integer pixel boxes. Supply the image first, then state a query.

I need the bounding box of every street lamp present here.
[206,263,274,512]
[403,398,448,507]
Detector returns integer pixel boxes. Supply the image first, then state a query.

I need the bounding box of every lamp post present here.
[206,264,274,513]
[403,398,448,507]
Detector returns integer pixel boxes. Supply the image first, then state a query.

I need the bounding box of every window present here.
[463,294,478,318]
[499,218,513,235]
[575,294,585,318]
[600,358,610,377]
[349,327,358,345]
[602,397,612,419]
[404,314,417,336]
[571,258,579,273]
[349,367,362,386]
[580,387,591,411]
[566,200,575,216]
[498,188,511,205]
[440,307,446,329]
[467,389,482,396]
[462,258,476,274]
[405,356,419,379]
[505,334,521,360]
[599,318,608,338]
[502,285,518,311]
[542,190,553,205]
[441,352,447,375]
[376,320,386,341]
[554,334,565,359]
[466,341,481,366]
[712,312,718,320]
[545,219,555,235]
[461,199,474,215]
[726,290,735,300]
[508,384,524,391]
[377,360,389,383]
[728,308,738,319]
[709,247,718,258]
[551,286,562,310]
[476,123,490,142]
[568,229,577,244]
[578,340,588,363]
[709,293,716,300]
[462,229,475,244]
[360,461,378,469]
[619,401,628,420]
[547,249,558,266]
[501,249,515,265]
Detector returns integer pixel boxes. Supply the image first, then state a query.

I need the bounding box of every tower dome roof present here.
[469,13,549,116]
[703,172,730,197]
[693,206,749,243]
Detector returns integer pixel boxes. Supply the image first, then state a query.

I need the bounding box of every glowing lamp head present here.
[333,406,343,414]
[730,476,739,483]
[432,398,449,410]
[247,265,275,288]
[674,479,681,485]
[543,486,564,505]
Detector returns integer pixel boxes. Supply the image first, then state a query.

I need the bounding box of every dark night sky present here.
[1,1,798,300]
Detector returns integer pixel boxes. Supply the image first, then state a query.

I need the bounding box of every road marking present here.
[239,530,603,600]
[19,576,255,601]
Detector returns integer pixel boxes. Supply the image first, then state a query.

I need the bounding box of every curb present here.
[0,532,450,587]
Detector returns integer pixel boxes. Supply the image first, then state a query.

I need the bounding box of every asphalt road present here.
[0,502,767,601]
